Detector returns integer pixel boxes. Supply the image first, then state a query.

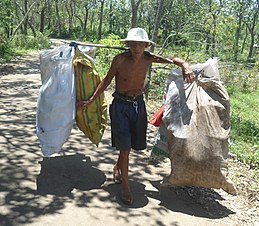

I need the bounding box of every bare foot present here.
[119,188,133,205]
[113,166,122,184]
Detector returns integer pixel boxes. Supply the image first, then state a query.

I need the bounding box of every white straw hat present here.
[121,27,155,45]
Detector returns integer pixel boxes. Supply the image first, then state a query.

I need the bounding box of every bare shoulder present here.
[143,51,160,62]
[144,51,172,64]
[108,52,129,74]
[114,51,130,60]
[111,51,129,65]
[144,51,153,59]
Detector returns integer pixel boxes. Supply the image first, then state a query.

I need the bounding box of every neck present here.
[130,52,144,62]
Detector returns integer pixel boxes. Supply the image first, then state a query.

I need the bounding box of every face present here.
[127,41,148,56]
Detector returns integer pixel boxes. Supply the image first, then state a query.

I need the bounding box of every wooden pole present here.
[62,41,128,51]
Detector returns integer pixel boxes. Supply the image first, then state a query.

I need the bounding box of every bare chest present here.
[115,61,150,93]
[117,60,150,79]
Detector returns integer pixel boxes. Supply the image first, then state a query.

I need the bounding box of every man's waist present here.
[112,91,144,102]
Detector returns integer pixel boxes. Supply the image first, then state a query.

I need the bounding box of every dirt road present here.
[0,43,258,226]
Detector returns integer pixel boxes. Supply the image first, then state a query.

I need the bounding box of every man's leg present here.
[118,150,130,188]
[116,150,133,205]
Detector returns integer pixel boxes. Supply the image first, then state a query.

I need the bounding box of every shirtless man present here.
[80,27,194,205]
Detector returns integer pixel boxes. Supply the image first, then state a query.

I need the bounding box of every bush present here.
[0,41,15,63]
[12,32,51,50]
[94,34,124,78]
[0,33,52,63]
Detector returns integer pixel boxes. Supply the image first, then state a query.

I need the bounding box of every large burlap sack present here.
[37,46,75,156]
[162,58,237,195]
[73,47,107,146]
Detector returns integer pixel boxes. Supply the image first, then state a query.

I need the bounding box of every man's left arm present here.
[168,56,195,83]
[148,52,195,83]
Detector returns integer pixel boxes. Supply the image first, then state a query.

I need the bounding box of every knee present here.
[119,150,130,159]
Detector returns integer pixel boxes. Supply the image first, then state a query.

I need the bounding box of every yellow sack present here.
[73,47,107,146]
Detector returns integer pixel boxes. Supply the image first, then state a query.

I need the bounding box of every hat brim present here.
[121,38,155,46]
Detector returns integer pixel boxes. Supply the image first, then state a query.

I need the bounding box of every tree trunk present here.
[28,21,36,37]
[130,0,142,28]
[205,33,211,54]
[23,0,29,35]
[211,13,217,55]
[145,0,164,101]
[233,16,242,61]
[205,0,220,57]
[55,0,62,36]
[247,33,255,61]
[39,2,47,33]
[246,10,258,61]
[108,0,113,33]
[65,2,72,33]
[12,1,37,38]
[98,0,105,41]
[47,0,52,30]
[151,0,164,46]
[90,12,94,32]
[83,6,89,34]
[75,15,84,32]
[67,0,75,33]
[241,26,248,54]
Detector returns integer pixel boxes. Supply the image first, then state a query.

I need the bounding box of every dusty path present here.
[0,43,258,226]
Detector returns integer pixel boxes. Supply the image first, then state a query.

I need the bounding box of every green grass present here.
[228,85,259,168]
[0,33,51,63]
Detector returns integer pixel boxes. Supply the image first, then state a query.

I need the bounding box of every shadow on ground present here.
[148,181,235,218]
[103,171,234,218]
[0,48,236,226]
[37,154,106,196]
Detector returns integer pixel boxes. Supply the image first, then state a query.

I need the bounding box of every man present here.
[79,27,194,205]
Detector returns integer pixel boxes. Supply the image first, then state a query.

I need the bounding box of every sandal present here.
[119,189,133,206]
[113,167,122,184]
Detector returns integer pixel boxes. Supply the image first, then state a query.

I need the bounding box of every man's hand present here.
[167,56,195,83]
[182,62,195,83]
[76,98,94,109]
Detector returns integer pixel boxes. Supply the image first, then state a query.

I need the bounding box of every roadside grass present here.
[0,33,51,63]
[228,86,259,170]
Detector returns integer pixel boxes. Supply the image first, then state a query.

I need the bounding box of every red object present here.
[149,105,165,127]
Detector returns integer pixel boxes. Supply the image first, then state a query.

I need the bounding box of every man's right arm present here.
[77,56,118,108]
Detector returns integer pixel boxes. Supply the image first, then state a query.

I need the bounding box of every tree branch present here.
[11,0,37,39]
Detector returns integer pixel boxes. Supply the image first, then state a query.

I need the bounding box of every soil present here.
[0,39,258,226]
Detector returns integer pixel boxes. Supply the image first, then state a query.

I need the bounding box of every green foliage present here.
[0,0,14,31]
[0,41,15,63]
[227,85,259,167]
[148,68,169,101]
[94,34,124,78]
[220,61,259,92]
[1,0,258,65]
[12,32,51,50]
[0,32,51,63]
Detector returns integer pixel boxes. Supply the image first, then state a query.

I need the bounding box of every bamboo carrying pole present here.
[62,40,128,51]
[61,40,174,64]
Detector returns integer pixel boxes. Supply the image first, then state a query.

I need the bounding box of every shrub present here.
[12,32,51,50]
[94,34,124,78]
